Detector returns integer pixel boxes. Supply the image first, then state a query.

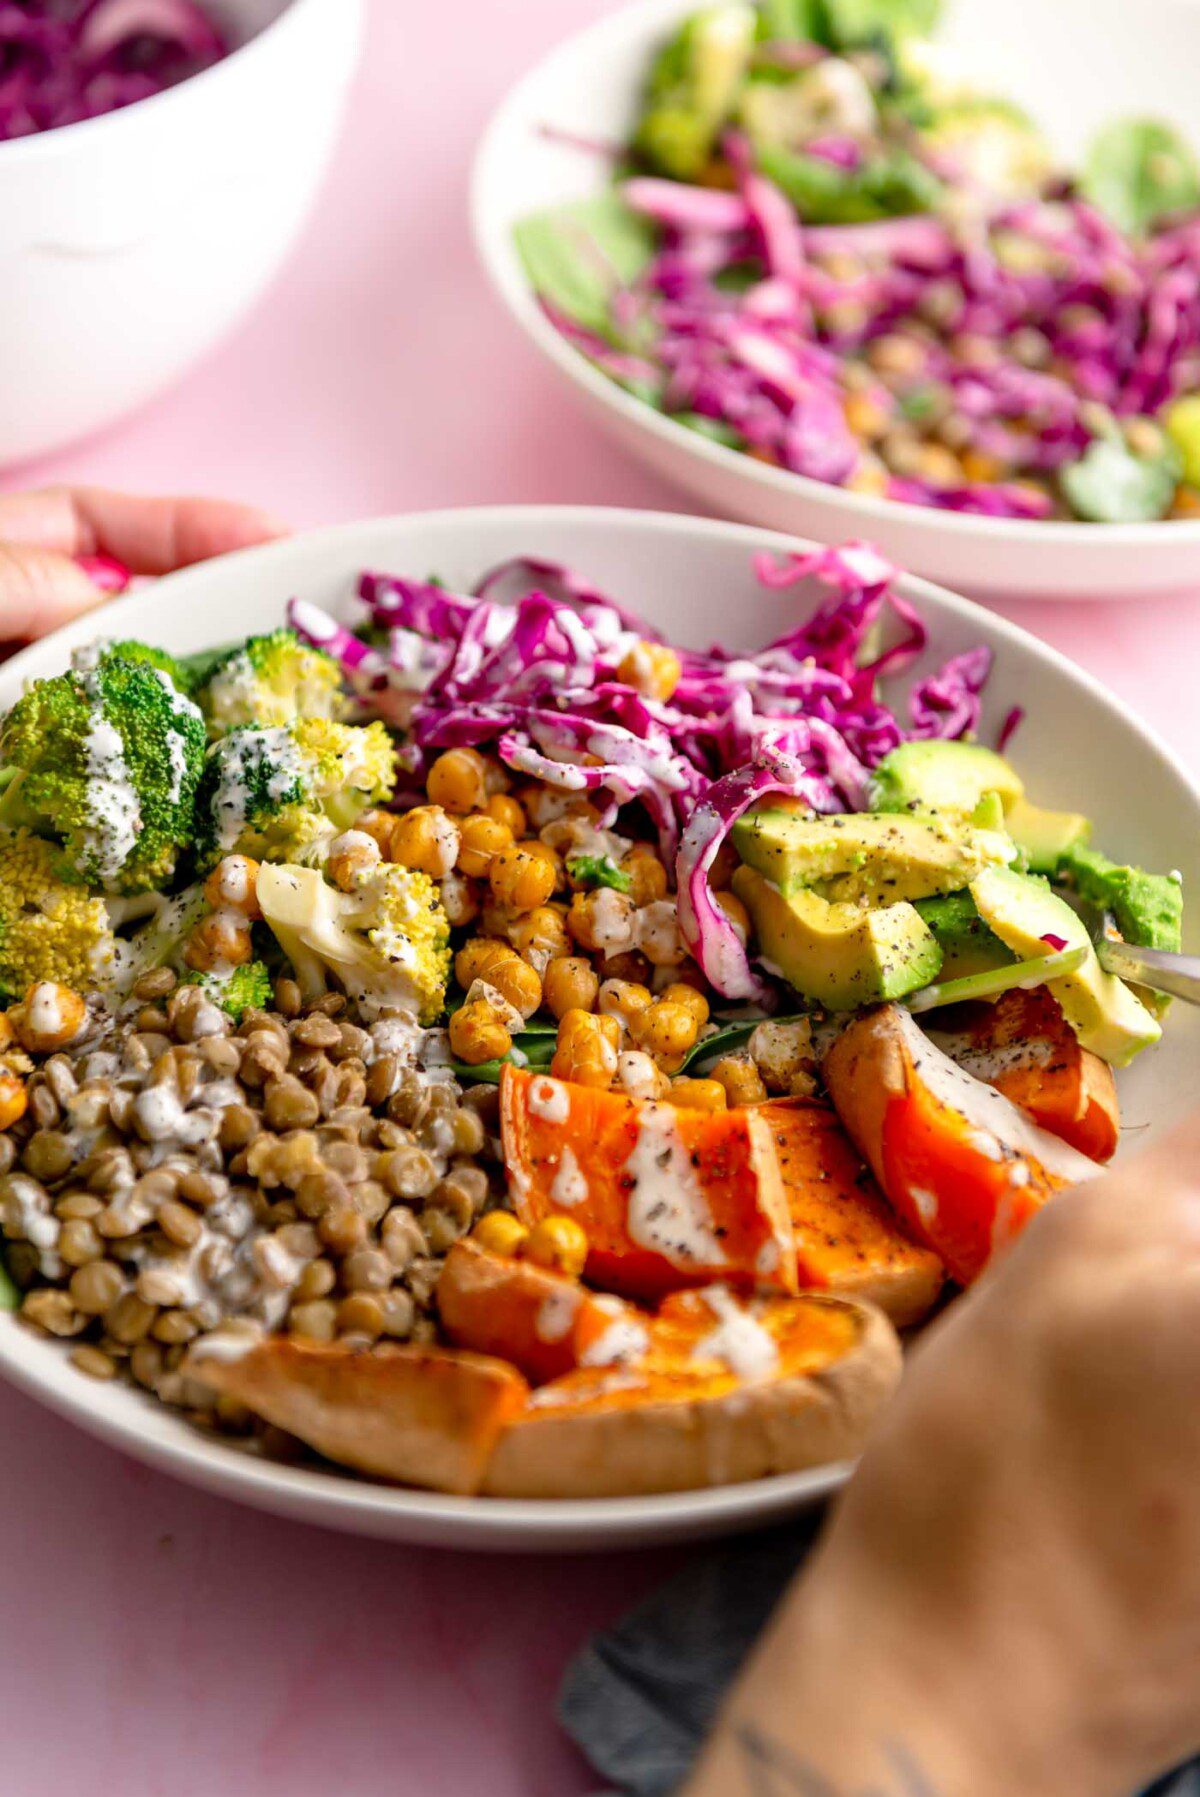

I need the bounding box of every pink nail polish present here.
[76,553,131,596]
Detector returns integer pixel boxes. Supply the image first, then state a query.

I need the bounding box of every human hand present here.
[685,1110,1200,1797]
[0,485,286,642]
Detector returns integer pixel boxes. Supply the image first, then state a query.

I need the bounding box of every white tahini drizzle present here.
[550,1145,588,1208]
[623,1104,725,1270]
[693,1286,779,1382]
[529,1077,570,1125]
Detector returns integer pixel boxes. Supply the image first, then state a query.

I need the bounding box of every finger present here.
[0,543,109,640]
[0,486,288,575]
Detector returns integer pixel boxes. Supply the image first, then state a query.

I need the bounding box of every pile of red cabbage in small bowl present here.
[516,0,1200,525]
[0,0,227,140]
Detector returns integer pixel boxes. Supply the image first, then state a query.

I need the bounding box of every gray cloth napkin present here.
[559,1520,1200,1797]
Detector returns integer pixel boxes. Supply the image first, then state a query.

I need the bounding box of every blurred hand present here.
[0,486,287,641]
[686,1110,1200,1797]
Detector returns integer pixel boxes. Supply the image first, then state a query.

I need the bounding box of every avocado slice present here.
[970,866,1160,1066]
[733,865,942,1010]
[914,891,1014,981]
[1005,798,1091,874]
[1060,844,1183,953]
[868,740,1025,815]
[731,805,1012,905]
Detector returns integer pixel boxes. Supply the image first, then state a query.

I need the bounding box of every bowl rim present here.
[0,0,339,165]
[470,0,1200,554]
[1,499,1196,1546]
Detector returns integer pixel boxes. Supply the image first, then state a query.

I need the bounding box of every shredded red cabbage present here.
[289,542,995,996]
[538,158,1200,520]
[0,0,226,141]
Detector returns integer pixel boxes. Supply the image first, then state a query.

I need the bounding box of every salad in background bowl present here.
[474,0,1200,599]
[0,507,1190,1549]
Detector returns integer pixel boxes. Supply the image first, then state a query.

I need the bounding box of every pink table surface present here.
[3,3,1200,1793]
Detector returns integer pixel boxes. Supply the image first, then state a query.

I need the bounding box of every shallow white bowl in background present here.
[473,0,1200,603]
[0,0,363,468]
[0,504,1196,1550]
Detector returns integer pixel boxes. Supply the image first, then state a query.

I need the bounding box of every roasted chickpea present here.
[325,829,383,892]
[660,982,710,1029]
[567,888,636,955]
[525,1215,589,1279]
[710,1055,768,1107]
[667,1078,728,1113]
[426,747,490,815]
[390,805,460,878]
[203,854,262,919]
[616,640,682,703]
[631,999,698,1072]
[542,956,599,1020]
[508,905,570,971]
[616,1049,669,1101]
[439,870,480,929]
[12,982,87,1054]
[597,979,653,1034]
[0,1070,26,1131]
[455,937,517,992]
[485,793,527,837]
[521,839,564,892]
[550,1010,620,1089]
[472,1211,530,1259]
[183,913,253,973]
[456,812,514,879]
[489,846,557,913]
[448,1000,513,1066]
[460,948,541,1021]
[749,1018,815,1096]
[622,843,668,906]
[358,809,399,858]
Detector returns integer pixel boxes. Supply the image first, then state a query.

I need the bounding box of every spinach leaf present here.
[514,195,657,340]
[0,1247,17,1312]
[681,1012,809,1072]
[1081,117,1200,237]
[822,0,941,49]
[755,141,941,222]
[1059,431,1181,524]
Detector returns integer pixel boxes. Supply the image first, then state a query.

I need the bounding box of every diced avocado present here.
[970,866,1161,1066]
[634,4,757,180]
[914,891,1013,981]
[970,790,1006,831]
[1060,844,1183,953]
[732,804,1012,904]
[907,944,1088,1014]
[1005,798,1091,874]
[868,739,1025,815]
[733,865,942,1010]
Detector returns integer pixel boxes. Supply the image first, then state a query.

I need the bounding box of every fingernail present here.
[76,553,131,596]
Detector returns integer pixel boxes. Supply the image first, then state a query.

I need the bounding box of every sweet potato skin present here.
[436,1239,645,1385]
[824,1005,1100,1286]
[483,1295,900,1499]
[758,1097,944,1328]
[500,1067,797,1300]
[186,1339,529,1496]
[932,987,1120,1163]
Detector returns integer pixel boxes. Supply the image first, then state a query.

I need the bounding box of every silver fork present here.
[1093,915,1200,1006]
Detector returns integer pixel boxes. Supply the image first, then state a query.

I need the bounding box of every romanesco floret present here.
[195,629,347,736]
[0,655,206,893]
[193,718,397,871]
[0,830,118,996]
[180,961,273,1022]
[257,861,449,1024]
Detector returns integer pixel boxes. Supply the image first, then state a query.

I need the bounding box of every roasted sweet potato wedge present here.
[436,1239,649,1385]
[757,1097,945,1327]
[930,987,1120,1163]
[500,1067,798,1301]
[483,1289,900,1499]
[185,1338,529,1495]
[824,1004,1102,1287]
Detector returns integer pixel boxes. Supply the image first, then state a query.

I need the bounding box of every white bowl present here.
[0,0,362,468]
[473,0,1200,603]
[0,504,1196,1550]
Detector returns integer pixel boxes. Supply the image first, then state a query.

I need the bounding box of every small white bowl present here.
[0,504,1196,1550]
[0,0,363,468]
[473,0,1200,602]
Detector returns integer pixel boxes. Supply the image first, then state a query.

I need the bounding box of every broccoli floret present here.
[180,960,273,1023]
[193,719,397,871]
[0,656,206,894]
[74,638,191,692]
[0,830,119,997]
[195,629,347,736]
[257,861,450,1024]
